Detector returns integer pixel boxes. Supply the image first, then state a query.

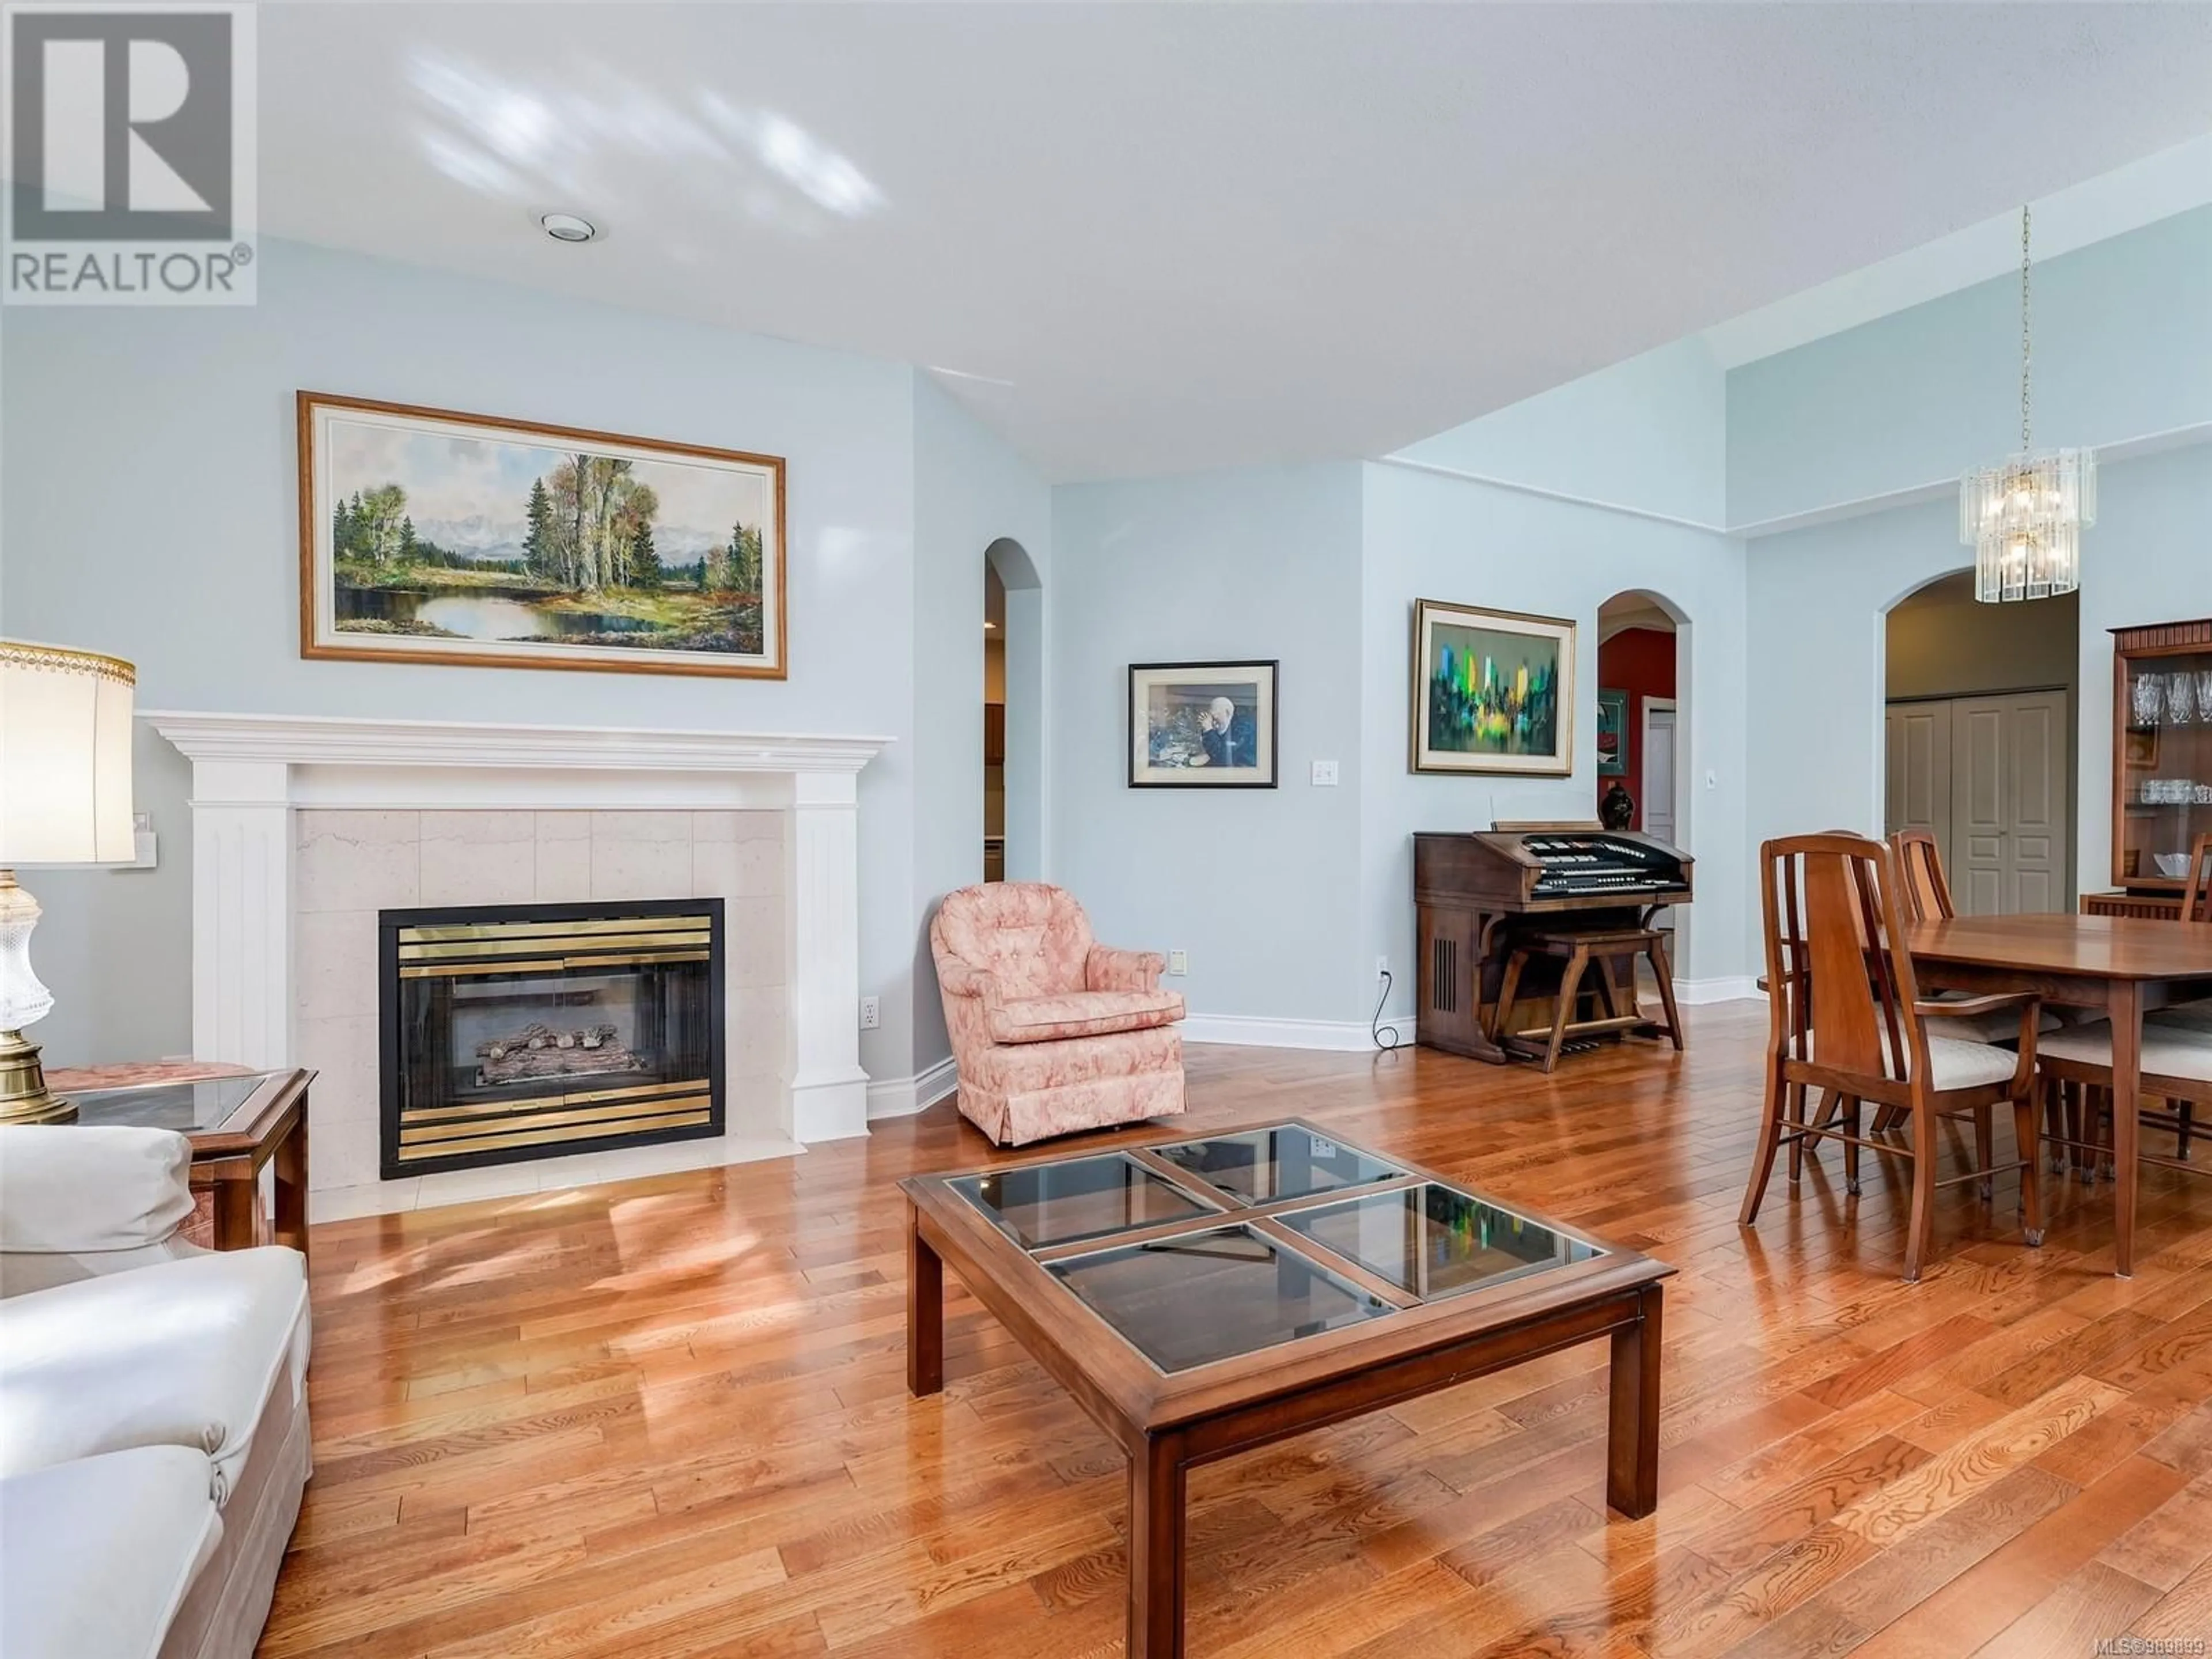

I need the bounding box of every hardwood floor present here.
[270,1004,2212,1657]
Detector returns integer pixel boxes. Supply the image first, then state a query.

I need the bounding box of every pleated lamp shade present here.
[0,641,137,865]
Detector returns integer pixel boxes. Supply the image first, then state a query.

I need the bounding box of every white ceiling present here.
[251,3,2212,483]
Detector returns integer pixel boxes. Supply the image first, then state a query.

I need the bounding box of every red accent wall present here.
[1596,628,1676,831]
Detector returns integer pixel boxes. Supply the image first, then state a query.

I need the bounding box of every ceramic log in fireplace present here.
[379,899,725,1178]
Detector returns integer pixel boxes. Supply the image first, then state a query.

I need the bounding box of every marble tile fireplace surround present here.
[149,713,889,1219]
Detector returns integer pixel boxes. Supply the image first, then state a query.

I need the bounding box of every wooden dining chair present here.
[1742,832,2044,1282]
[2037,1028,2212,1185]
[1893,828,1955,926]
[2185,832,2212,921]
[2150,829,2212,1034]
[2047,832,2212,1179]
[1883,830,2062,1155]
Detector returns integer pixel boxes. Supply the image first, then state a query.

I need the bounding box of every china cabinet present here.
[2084,618,2212,919]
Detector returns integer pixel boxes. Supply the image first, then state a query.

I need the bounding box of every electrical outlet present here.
[1166,949,1188,976]
[1375,956,1390,981]
[859,996,880,1030]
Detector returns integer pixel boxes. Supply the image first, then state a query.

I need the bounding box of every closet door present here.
[1947,690,2070,914]
[2003,690,2069,913]
[1951,699,2009,915]
[1884,702,1952,847]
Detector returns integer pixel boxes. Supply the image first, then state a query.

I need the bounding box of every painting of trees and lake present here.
[300,393,786,678]
[1410,600,1575,777]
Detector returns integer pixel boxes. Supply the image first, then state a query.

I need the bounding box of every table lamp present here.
[0,640,137,1124]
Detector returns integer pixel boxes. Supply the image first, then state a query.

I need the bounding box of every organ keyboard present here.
[1413,824,1694,1062]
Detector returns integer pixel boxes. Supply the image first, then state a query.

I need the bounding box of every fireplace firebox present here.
[379,899,725,1178]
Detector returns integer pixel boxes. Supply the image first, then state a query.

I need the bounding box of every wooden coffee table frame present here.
[902,1119,1672,1659]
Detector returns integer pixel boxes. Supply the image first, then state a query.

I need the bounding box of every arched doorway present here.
[1881,568,2078,913]
[985,537,1043,882]
[1596,588,1692,974]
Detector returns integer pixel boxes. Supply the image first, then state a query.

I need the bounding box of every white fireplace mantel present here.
[145,711,891,777]
[147,710,893,1146]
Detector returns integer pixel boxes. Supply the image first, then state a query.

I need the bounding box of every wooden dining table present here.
[1907,914,2212,1277]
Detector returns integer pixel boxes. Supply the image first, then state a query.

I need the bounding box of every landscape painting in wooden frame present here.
[299,392,786,678]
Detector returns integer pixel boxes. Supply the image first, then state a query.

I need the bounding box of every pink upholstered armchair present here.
[930,882,1187,1146]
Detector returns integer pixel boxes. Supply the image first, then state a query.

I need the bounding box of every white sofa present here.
[0,1126,312,1659]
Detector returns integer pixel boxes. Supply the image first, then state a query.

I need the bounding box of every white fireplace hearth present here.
[149,712,891,1219]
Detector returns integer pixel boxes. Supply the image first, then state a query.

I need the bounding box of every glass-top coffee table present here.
[902,1119,1672,1658]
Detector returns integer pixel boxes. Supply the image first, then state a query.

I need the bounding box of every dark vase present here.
[1600,782,1635,831]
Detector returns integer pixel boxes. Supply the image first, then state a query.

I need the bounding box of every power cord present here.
[1371,969,1410,1052]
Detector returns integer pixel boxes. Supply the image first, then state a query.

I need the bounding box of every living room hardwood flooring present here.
[268,1004,2212,1657]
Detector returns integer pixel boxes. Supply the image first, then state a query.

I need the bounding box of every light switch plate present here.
[1310,760,1340,786]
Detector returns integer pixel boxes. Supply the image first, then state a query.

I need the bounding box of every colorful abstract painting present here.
[1411,601,1575,776]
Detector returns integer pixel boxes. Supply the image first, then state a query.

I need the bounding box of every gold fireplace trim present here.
[395,1104,713,1160]
[403,1076,702,1124]
[398,927,713,961]
[399,914,714,945]
[398,947,711,980]
[395,1080,714,1158]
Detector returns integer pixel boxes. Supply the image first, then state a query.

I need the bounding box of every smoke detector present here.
[539,212,598,244]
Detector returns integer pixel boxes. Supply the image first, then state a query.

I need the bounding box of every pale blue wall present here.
[2,236,949,1077]
[11,209,2202,1069]
[1359,462,1751,1005]
[1393,336,1729,527]
[1745,445,2210,932]
[1729,207,2212,525]
[911,376,1052,1067]
[1051,465,1368,1027]
[1738,206,2212,952]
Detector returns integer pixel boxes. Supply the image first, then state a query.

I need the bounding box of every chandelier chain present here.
[2020,205,2032,453]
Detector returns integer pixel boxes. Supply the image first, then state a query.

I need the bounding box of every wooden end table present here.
[902,1118,1672,1658]
[55,1065,316,1258]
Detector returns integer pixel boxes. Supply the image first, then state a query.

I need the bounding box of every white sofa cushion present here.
[0,1248,309,1503]
[0,1445,222,1659]
[0,1126,194,1253]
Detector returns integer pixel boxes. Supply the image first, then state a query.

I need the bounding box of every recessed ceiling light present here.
[539,211,598,244]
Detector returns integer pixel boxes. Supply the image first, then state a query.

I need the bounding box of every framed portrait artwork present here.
[298,392,787,678]
[1596,688,1629,776]
[1128,661,1279,787]
[1411,600,1575,777]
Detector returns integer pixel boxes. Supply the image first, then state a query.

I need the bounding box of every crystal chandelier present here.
[1960,206,2094,603]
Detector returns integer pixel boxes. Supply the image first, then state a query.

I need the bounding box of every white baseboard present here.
[881,986,1757,1078]
[1180,1013,1399,1052]
[1185,982,1759,1050]
[866,1055,960,1120]
[1674,976,1762,1005]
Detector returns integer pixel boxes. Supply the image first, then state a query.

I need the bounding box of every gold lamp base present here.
[0,1028,73,1124]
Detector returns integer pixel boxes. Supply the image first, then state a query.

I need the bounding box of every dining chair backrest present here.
[1891,828,1955,923]
[1762,832,1927,1091]
[2183,832,2212,925]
